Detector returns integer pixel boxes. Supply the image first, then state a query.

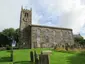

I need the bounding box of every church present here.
[19,7,74,48]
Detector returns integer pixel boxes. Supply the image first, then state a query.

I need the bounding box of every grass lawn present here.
[0,48,85,64]
[0,50,12,64]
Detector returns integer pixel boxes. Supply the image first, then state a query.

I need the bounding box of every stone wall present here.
[19,26,31,48]
[31,25,74,48]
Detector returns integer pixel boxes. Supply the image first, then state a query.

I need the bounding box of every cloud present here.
[31,0,85,34]
[32,9,42,24]
[59,9,85,34]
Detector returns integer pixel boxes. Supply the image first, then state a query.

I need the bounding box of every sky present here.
[0,0,85,38]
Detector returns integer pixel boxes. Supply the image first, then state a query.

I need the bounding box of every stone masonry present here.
[31,25,74,48]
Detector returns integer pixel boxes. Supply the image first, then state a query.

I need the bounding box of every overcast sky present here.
[0,0,85,38]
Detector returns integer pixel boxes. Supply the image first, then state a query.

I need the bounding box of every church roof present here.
[30,24,72,30]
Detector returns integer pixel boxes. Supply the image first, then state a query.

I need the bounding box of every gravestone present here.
[30,51,34,62]
[34,51,39,64]
[39,54,49,64]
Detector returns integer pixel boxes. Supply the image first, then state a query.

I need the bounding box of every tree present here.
[0,33,10,47]
[2,28,15,38]
[14,28,19,43]
[74,35,85,45]
[79,40,85,45]
[0,28,19,47]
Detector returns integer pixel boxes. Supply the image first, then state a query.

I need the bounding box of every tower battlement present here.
[21,6,32,12]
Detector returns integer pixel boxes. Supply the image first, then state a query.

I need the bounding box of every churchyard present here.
[0,48,85,64]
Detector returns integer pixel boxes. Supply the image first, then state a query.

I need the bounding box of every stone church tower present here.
[19,7,32,48]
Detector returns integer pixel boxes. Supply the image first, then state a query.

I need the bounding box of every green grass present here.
[0,48,85,64]
[0,50,12,64]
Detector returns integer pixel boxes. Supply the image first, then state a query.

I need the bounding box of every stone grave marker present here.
[34,51,39,64]
[30,51,34,62]
[39,54,49,64]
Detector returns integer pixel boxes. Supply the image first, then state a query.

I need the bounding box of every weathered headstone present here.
[30,51,34,62]
[39,54,49,64]
[34,51,39,64]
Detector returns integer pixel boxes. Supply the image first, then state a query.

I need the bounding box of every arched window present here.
[25,13,28,17]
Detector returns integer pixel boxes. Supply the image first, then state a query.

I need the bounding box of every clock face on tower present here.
[23,17,28,22]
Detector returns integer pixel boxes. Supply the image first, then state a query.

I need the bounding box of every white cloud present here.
[31,0,85,34]
[32,9,42,24]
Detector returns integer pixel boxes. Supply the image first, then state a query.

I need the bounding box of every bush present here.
[6,45,11,50]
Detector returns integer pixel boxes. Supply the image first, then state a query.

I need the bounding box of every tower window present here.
[25,13,28,17]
